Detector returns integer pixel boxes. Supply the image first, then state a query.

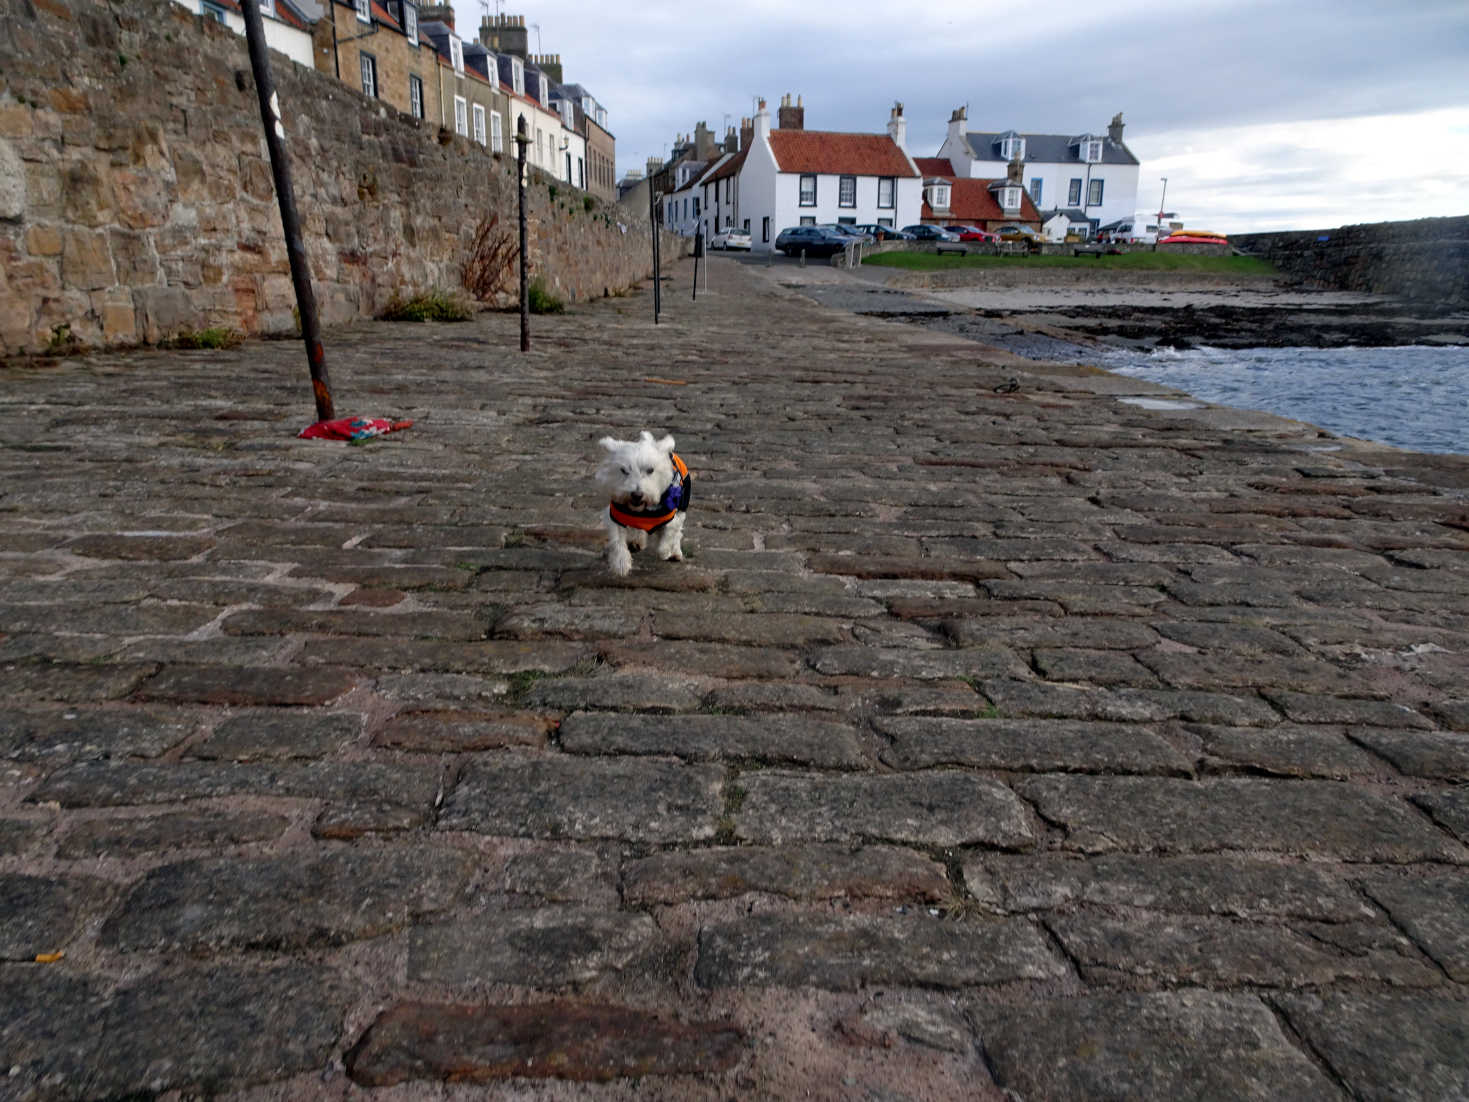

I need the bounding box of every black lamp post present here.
[515,115,530,352]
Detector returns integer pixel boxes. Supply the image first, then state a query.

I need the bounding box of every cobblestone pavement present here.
[2,256,1468,1100]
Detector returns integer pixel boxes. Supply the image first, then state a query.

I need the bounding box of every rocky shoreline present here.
[812,267,1469,358]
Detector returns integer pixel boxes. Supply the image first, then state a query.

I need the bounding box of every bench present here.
[935,244,968,256]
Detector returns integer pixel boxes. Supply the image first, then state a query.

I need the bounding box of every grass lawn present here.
[862,250,1276,276]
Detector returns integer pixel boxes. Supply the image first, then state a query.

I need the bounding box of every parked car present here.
[710,226,752,250]
[817,224,875,243]
[848,223,914,241]
[951,225,999,243]
[901,224,959,242]
[993,224,1044,245]
[773,225,853,258]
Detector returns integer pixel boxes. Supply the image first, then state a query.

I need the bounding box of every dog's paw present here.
[608,545,633,576]
[662,546,684,562]
[628,531,647,552]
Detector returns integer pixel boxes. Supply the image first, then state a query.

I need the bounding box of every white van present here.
[1102,213,1161,244]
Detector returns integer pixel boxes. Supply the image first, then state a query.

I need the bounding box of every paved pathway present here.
[2,256,1467,1100]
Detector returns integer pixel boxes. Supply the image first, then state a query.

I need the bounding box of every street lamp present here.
[1156,176,1168,247]
[515,115,530,352]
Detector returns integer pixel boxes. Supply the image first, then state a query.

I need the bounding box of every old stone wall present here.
[1233,216,1469,308]
[0,0,677,356]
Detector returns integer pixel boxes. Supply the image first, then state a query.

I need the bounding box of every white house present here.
[728,99,922,252]
[937,108,1140,233]
[663,155,724,237]
[171,0,316,68]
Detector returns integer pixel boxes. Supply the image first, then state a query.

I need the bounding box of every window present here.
[453,95,467,137]
[877,176,894,208]
[761,216,770,242]
[1068,178,1082,206]
[353,0,369,22]
[929,183,950,210]
[1087,178,1104,206]
[490,111,503,152]
[511,59,524,96]
[837,216,855,225]
[799,215,816,226]
[403,1,416,43]
[359,53,377,98]
[1085,139,1102,163]
[472,103,486,145]
[449,35,463,73]
[1001,186,1020,210]
[838,175,856,207]
[799,174,816,206]
[200,1,227,22]
[565,152,572,182]
[577,157,584,188]
[877,217,893,227]
[693,197,700,216]
[259,0,274,13]
[408,75,423,119]
[743,218,750,232]
[1029,178,1042,204]
[1000,135,1025,160]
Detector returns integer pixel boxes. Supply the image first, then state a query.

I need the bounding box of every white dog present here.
[596,431,691,576]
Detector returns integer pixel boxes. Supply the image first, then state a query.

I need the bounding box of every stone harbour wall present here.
[1233,215,1469,308]
[0,0,679,356]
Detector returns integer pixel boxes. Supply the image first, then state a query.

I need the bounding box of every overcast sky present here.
[451,0,1469,232]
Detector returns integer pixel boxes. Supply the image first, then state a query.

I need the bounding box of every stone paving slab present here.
[2,256,1467,1097]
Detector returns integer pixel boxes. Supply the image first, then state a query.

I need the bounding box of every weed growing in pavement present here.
[380,290,474,322]
[164,326,242,350]
[527,278,565,315]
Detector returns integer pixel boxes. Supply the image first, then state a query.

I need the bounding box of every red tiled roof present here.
[913,156,951,177]
[768,131,917,177]
[701,147,748,186]
[214,0,310,30]
[920,178,1041,225]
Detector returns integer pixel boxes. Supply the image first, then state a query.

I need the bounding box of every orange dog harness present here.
[608,452,691,532]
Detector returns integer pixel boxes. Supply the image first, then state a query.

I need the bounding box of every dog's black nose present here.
[628,492,644,505]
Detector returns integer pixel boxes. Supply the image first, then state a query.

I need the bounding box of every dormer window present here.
[1001,186,1021,211]
[403,1,417,44]
[1072,135,1103,163]
[449,35,463,73]
[511,58,524,97]
[259,0,274,14]
[927,182,950,210]
[999,134,1025,161]
[353,0,369,22]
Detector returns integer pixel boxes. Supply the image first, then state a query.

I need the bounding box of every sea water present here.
[1097,345,1469,455]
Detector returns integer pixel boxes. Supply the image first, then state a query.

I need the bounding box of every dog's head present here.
[597,431,678,510]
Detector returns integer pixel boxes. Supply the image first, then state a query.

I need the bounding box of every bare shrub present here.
[461,214,517,302]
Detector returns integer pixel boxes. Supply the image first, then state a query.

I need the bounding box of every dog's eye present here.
[643,467,653,475]
[620,467,629,476]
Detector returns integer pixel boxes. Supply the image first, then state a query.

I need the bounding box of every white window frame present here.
[930,183,950,210]
[200,0,227,22]
[1028,178,1042,204]
[408,74,423,119]
[1068,178,1082,206]
[838,174,856,208]
[472,103,486,145]
[798,174,816,206]
[1087,178,1104,206]
[1086,139,1103,163]
[449,35,464,73]
[1001,136,1025,160]
[359,53,377,98]
[259,0,274,14]
[1001,186,1021,211]
[490,111,503,153]
[877,176,895,209]
[403,1,417,44]
[353,0,369,22]
[453,94,468,137]
[511,58,524,97]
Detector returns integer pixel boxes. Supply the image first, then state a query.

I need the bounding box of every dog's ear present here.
[598,436,620,453]
[654,434,676,455]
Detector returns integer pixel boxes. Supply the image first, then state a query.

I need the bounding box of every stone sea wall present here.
[0,0,678,356]
[1233,216,1469,308]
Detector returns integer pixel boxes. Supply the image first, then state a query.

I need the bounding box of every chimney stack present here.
[753,98,771,142]
[419,3,454,29]
[693,120,716,160]
[724,126,739,154]
[1108,112,1125,143]
[480,12,528,57]
[1006,156,1024,185]
[532,53,562,83]
[777,92,804,130]
[739,116,753,150]
[886,101,906,151]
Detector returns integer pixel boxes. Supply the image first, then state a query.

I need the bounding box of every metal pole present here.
[239,0,333,421]
[649,184,661,324]
[515,116,530,352]
[692,228,701,301]
[1154,176,1168,251]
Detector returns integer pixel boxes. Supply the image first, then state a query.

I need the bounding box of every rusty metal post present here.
[239,0,333,421]
[515,116,530,352]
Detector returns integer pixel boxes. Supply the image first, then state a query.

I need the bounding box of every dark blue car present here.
[773,225,851,258]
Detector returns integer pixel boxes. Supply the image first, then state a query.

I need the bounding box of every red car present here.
[951,225,999,243]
